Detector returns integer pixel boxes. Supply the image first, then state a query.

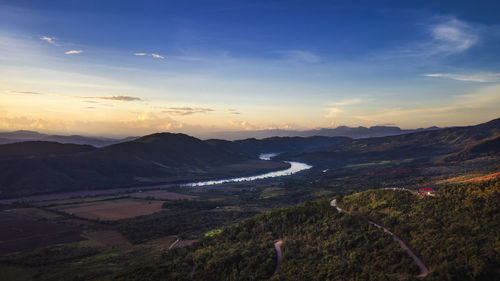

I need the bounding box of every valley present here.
[0,118,499,281]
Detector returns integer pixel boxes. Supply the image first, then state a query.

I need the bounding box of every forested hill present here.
[116,179,500,281]
[282,117,500,166]
[0,133,356,198]
[0,133,287,198]
[207,136,350,157]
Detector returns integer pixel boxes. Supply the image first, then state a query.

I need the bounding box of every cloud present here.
[423,73,500,83]
[163,107,214,116]
[0,108,190,136]
[151,53,165,59]
[82,95,142,101]
[134,52,166,59]
[330,98,364,106]
[324,107,343,118]
[228,120,257,130]
[324,98,365,118]
[352,85,500,125]
[6,90,42,95]
[40,36,57,45]
[384,17,480,59]
[65,50,83,55]
[228,108,240,115]
[428,18,479,55]
[282,50,320,63]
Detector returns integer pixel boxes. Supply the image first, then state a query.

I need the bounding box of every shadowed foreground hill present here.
[0,133,287,198]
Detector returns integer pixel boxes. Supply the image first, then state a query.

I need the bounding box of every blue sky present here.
[1,0,499,137]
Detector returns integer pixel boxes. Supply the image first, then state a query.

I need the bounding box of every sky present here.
[1,0,500,137]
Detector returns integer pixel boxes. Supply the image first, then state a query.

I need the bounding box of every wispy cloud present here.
[324,107,343,118]
[134,52,166,59]
[163,107,214,116]
[228,120,257,130]
[324,98,365,118]
[423,72,500,83]
[330,98,364,106]
[40,35,58,45]
[65,50,83,55]
[282,50,320,63]
[82,95,142,101]
[6,90,43,95]
[352,85,500,124]
[428,18,479,55]
[228,108,241,115]
[151,53,165,59]
[385,17,480,58]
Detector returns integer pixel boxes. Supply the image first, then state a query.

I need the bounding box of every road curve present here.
[274,239,283,275]
[330,199,429,278]
[168,237,180,250]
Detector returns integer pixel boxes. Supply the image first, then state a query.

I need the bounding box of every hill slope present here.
[284,117,500,167]
[114,179,499,281]
[0,133,286,198]
[0,130,135,147]
[207,136,350,157]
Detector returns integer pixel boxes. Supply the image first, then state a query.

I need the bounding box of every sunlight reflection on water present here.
[183,153,312,187]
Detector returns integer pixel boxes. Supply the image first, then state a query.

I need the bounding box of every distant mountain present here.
[2,133,324,198]
[207,136,351,157]
[0,141,95,159]
[204,125,441,140]
[282,117,500,167]
[0,130,137,147]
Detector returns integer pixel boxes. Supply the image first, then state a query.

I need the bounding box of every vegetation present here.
[340,179,500,281]
[116,199,418,281]
[0,118,499,280]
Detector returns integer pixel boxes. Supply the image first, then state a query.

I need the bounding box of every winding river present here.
[183,153,312,187]
[0,154,312,204]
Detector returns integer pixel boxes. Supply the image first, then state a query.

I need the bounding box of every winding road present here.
[330,199,429,278]
[274,239,283,274]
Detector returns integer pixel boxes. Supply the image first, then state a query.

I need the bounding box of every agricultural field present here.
[0,210,85,254]
[52,199,165,221]
[130,190,199,200]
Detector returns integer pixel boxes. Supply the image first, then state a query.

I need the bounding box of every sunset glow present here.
[1,1,500,137]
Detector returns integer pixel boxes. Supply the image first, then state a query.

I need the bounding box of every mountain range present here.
[0,125,441,145]
[0,130,137,147]
[0,118,498,199]
[0,133,347,198]
[202,125,441,140]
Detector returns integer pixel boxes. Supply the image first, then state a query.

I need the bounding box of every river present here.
[183,153,312,187]
[0,153,312,204]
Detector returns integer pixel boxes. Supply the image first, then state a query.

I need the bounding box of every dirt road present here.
[274,239,283,275]
[330,198,429,278]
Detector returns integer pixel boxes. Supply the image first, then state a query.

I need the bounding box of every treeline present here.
[116,199,418,281]
[340,179,500,281]
[162,200,224,210]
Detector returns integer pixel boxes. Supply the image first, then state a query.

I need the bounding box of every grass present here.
[52,199,165,221]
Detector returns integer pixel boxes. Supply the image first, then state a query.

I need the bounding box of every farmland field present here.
[53,199,165,221]
[130,190,199,200]
[0,211,85,254]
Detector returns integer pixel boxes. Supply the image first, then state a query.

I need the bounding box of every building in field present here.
[419,187,435,196]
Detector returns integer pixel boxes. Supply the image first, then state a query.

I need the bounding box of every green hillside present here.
[115,179,500,281]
